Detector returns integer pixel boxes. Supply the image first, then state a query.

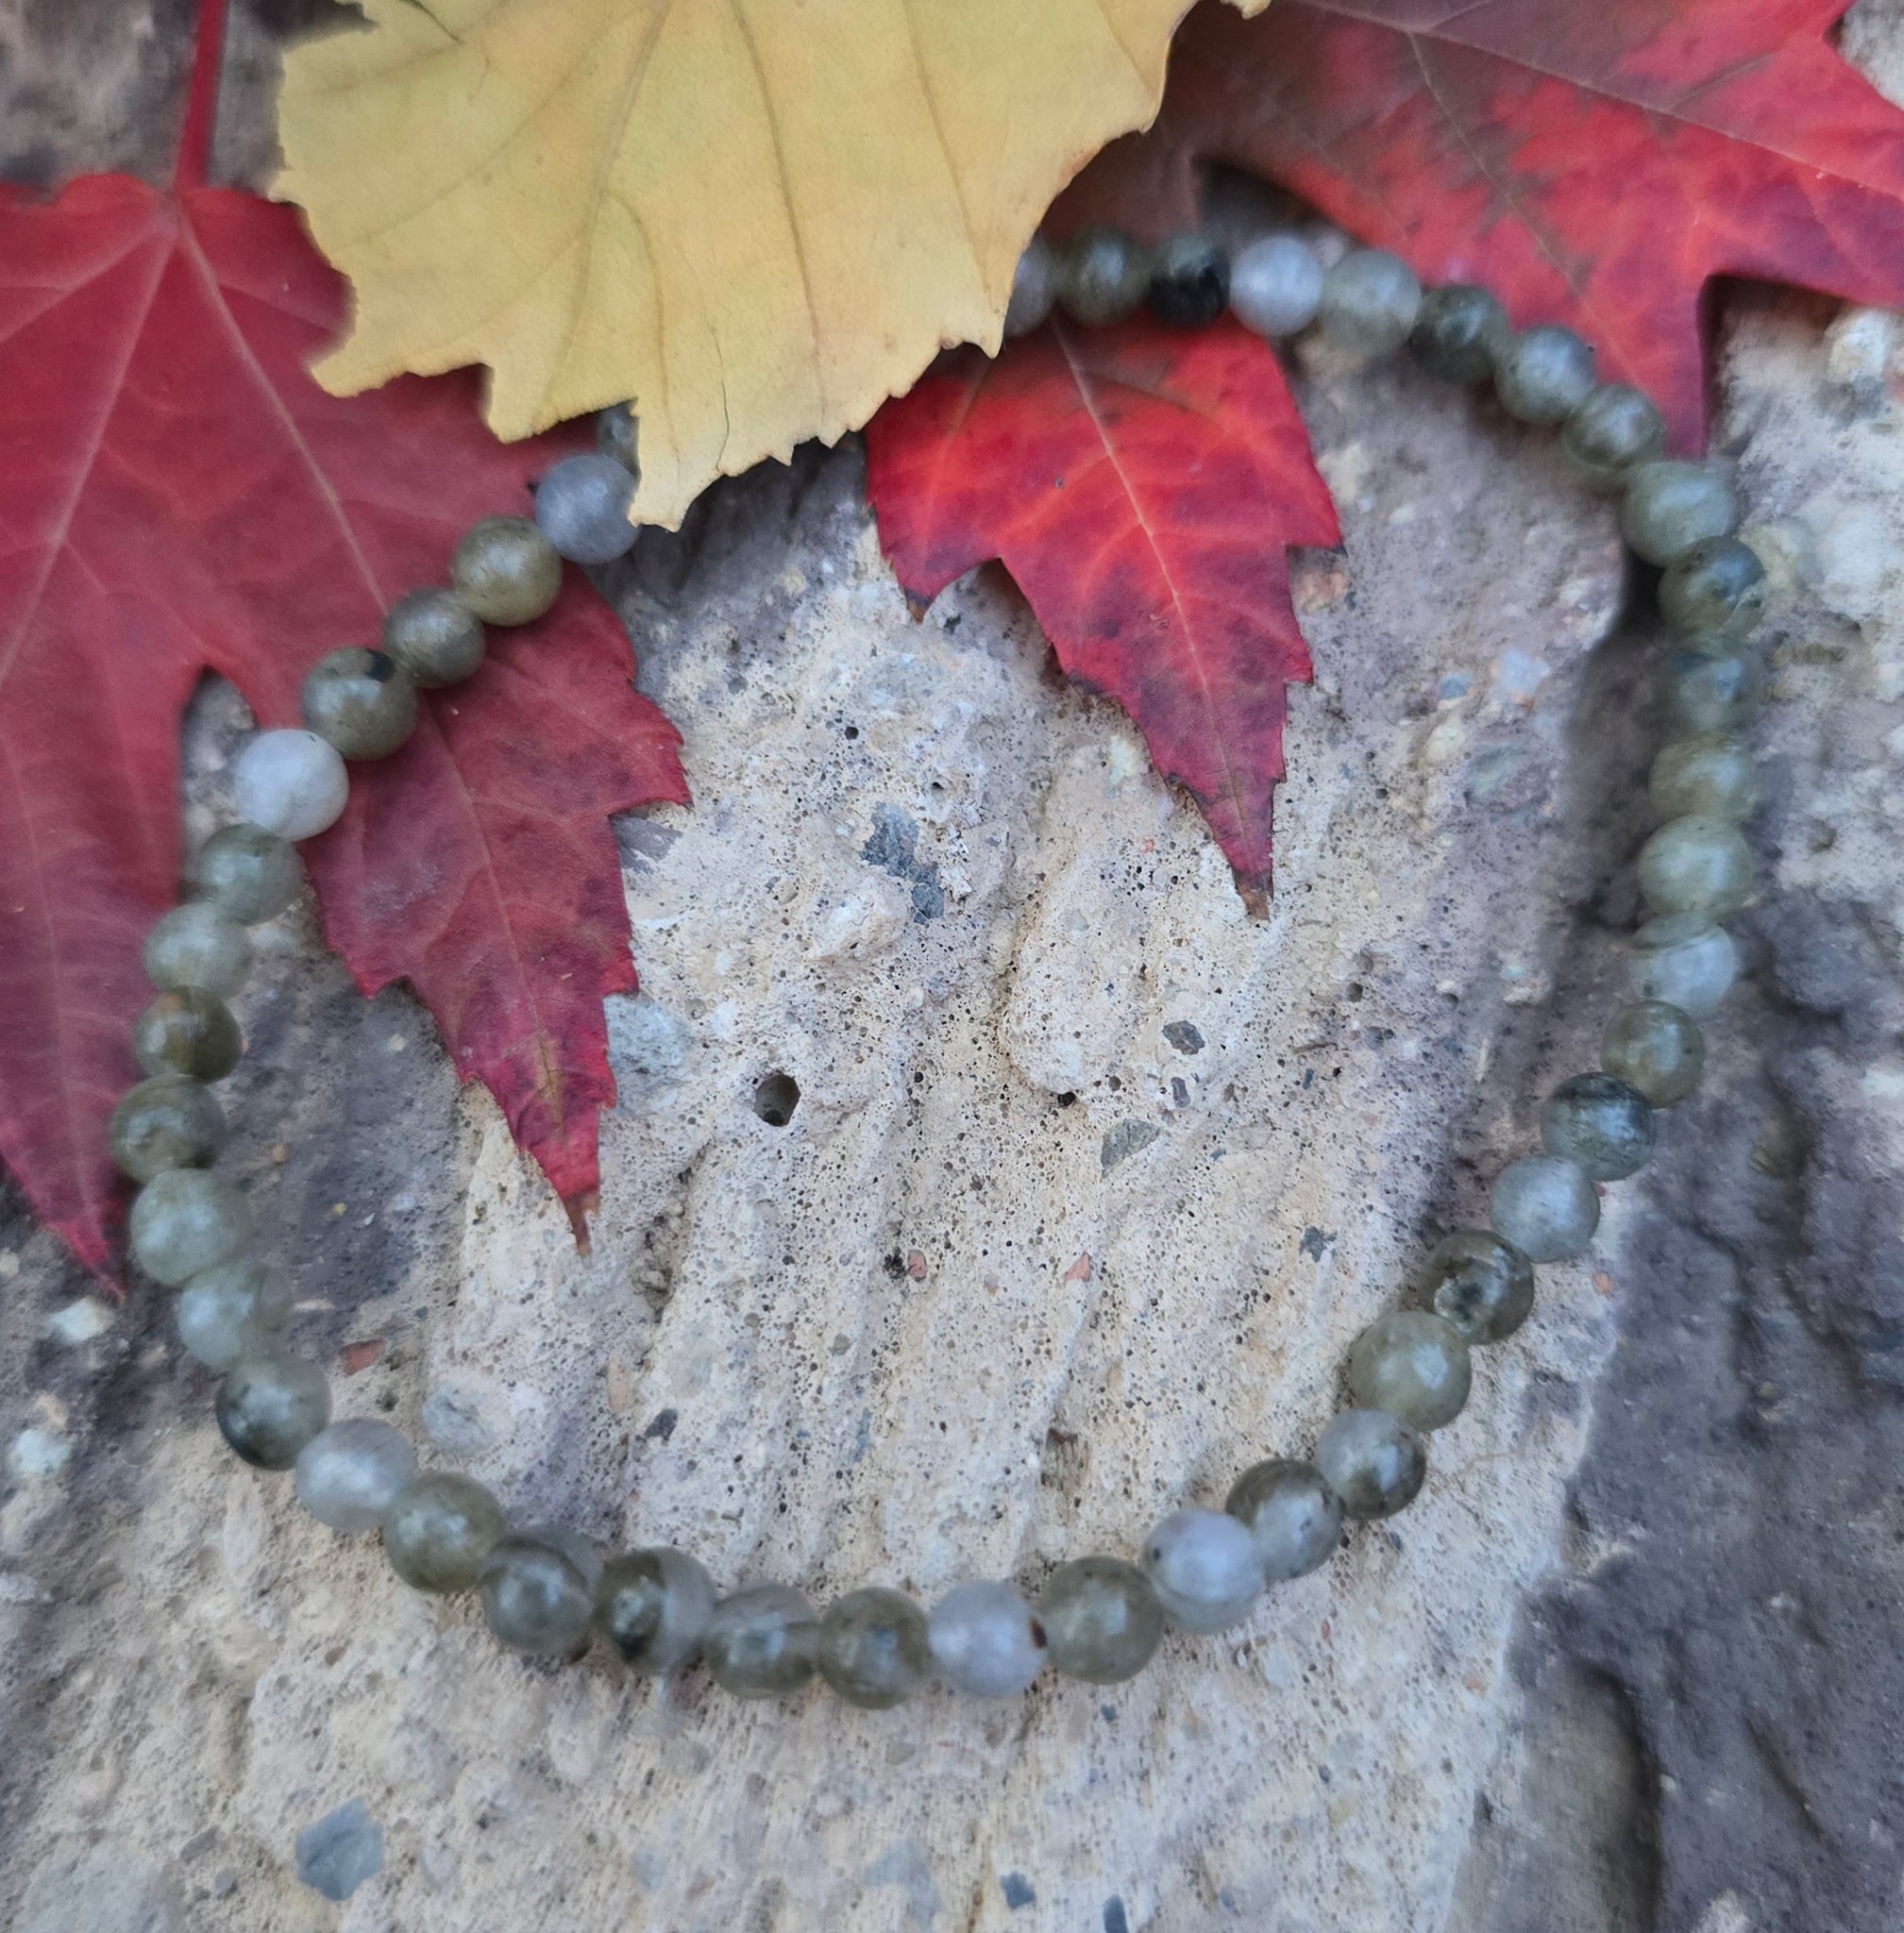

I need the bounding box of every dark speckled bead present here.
[480,1526,601,1654]
[1660,536,1767,642]
[302,647,417,760]
[1418,1229,1535,1344]
[382,589,486,688]
[194,823,302,924]
[817,1587,932,1707]
[134,988,241,1082]
[1542,1071,1655,1181]
[1410,285,1508,383]
[215,1352,330,1470]
[383,1472,508,1593]
[1038,1556,1164,1683]
[596,1547,716,1672]
[1316,1408,1427,1519]
[110,1074,225,1182]
[1225,1458,1343,1580]
[1058,227,1151,328]
[1147,233,1230,328]
[1495,325,1595,423]
[1560,383,1664,486]
[703,1585,820,1697]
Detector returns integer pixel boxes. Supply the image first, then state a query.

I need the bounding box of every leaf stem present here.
[174,0,231,193]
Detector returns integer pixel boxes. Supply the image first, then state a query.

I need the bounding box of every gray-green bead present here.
[1660,535,1767,641]
[1409,284,1508,383]
[1627,914,1740,1017]
[1638,814,1753,918]
[128,1167,253,1286]
[177,1257,292,1370]
[215,1352,330,1470]
[480,1527,601,1655]
[451,516,563,627]
[1621,460,1737,565]
[596,1547,716,1673]
[110,1074,225,1181]
[1037,1556,1165,1683]
[194,824,301,924]
[817,1586,931,1708]
[702,1584,820,1698]
[595,401,639,477]
[1142,1506,1264,1632]
[1542,1071,1655,1181]
[534,452,638,565]
[1666,647,1766,734]
[1495,324,1595,423]
[1057,227,1150,328]
[1315,1408,1427,1520]
[295,1418,417,1532]
[382,589,485,688]
[1419,1229,1535,1344]
[1490,1154,1599,1262]
[1223,1458,1343,1580]
[383,1472,508,1593]
[1004,235,1058,337]
[1650,734,1758,821]
[1603,1000,1704,1106]
[134,988,241,1082]
[1560,383,1665,486]
[1316,248,1421,356]
[1345,1310,1472,1431]
[143,901,251,999]
[302,647,417,761]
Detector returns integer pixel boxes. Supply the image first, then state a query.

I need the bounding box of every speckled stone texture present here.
[1,6,1901,1932]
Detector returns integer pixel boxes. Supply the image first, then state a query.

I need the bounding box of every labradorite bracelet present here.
[112,224,1768,1706]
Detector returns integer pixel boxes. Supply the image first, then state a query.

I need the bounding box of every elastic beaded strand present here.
[114,229,1763,1709]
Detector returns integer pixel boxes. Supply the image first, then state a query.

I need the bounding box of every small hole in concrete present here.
[753,1072,800,1126]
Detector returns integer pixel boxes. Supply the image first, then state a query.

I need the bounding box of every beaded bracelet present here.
[110,219,1768,1707]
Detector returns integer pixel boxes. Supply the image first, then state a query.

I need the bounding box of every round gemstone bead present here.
[1316,248,1421,355]
[1147,233,1229,328]
[1057,227,1150,328]
[295,1419,417,1531]
[534,452,638,565]
[1666,647,1766,735]
[702,1584,820,1698]
[383,1472,508,1593]
[1560,383,1665,486]
[1418,1229,1535,1344]
[110,1074,225,1182]
[1142,1507,1265,1632]
[1649,734,1758,821]
[143,902,252,999]
[1315,1408,1426,1520]
[215,1352,330,1470]
[1627,914,1740,1017]
[452,516,563,626]
[1229,234,1323,338]
[480,1527,601,1654]
[596,1547,716,1672]
[1495,324,1595,423]
[382,588,486,688]
[926,1580,1046,1696]
[232,729,349,841]
[1039,1557,1165,1682]
[1345,1310,1472,1431]
[177,1256,293,1370]
[1621,461,1737,565]
[1660,535,1767,641]
[128,1167,253,1286]
[1490,1154,1599,1262]
[1223,1459,1343,1580]
[596,401,639,476]
[1409,284,1508,383]
[1603,1000,1705,1106]
[194,824,301,924]
[1638,814,1753,918]
[817,1586,932,1707]
[133,988,241,1083]
[1003,235,1058,337]
[1542,1071,1656,1181]
[302,647,417,761]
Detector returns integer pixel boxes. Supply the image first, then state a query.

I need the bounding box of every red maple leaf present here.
[0,0,686,1279]
[865,317,1339,899]
[1057,0,1904,447]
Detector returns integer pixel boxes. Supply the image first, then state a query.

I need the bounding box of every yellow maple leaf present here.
[277,0,1266,529]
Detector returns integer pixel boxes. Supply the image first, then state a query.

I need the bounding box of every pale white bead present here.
[295,1419,418,1532]
[1627,918,1739,1018]
[233,729,349,841]
[927,1580,1045,1696]
[1143,1507,1265,1632]
[1229,234,1323,338]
